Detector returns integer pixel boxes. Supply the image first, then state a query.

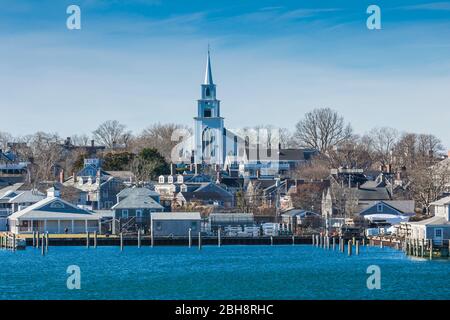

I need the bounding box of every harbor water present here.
[0,245,449,300]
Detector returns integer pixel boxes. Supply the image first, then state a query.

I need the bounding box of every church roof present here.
[204,49,214,85]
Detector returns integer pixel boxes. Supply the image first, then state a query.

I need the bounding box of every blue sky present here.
[0,0,449,148]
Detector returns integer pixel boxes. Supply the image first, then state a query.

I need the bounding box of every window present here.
[50,201,65,209]
[205,87,210,97]
[177,175,183,183]
[122,210,128,218]
[168,176,173,183]
[156,222,162,231]
[435,228,442,238]
[191,221,197,231]
[376,203,383,213]
[159,176,165,183]
[204,109,211,117]
[136,210,143,218]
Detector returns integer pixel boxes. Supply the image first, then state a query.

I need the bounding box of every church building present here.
[193,49,240,167]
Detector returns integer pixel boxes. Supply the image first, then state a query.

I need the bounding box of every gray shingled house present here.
[111,187,164,233]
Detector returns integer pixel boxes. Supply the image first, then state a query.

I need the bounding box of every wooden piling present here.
[355,240,359,255]
[41,234,45,256]
[45,232,49,252]
[348,240,352,256]
[137,229,141,248]
[218,229,222,247]
[151,230,154,248]
[312,234,315,246]
[362,238,365,246]
[332,237,336,250]
[421,239,424,257]
[94,231,98,248]
[380,240,383,249]
[120,232,123,252]
[198,232,202,250]
[86,232,90,249]
[188,228,192,248]
[270,235,274,246]
[429,239,433,259]
[36,231,40,248]
[292,235,295,246]
[32,231,36,247]
[12,233,16,251]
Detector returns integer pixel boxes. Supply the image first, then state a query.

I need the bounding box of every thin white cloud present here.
[399,2,450,11]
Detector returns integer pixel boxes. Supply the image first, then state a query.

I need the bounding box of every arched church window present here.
[204,109,211,117]
[205,87,210,97]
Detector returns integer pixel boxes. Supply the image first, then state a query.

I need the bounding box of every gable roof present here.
[430,195,450,206]
[8,197,99,220]
[408,215,450,226]
[8,190,46,204]
[112,191,164,210]
[116,187,159,199]
[356,187,391,201]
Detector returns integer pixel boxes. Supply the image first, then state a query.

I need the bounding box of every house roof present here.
[408,215,450,226]
[178,192,228,202]
[112,191,164,210]
[105,171,134,181]
[430,195,450,206]
[8,197,99,220]
[117,187,159,199]
[151,212,201,220]
[358,200,415,215]
[0,183,24,198]
[8,190,46,204]
[356,187,391,201]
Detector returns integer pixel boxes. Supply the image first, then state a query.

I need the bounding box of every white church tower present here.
[194,49,225,166]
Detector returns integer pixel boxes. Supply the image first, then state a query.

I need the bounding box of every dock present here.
[0,232,26,250]
[21,235,313,247]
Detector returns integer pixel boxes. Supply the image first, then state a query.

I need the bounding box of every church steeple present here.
[204,47,214,85]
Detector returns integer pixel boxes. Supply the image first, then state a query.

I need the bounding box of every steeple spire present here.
[204,46,214,85]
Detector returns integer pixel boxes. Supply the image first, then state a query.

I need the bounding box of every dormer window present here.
[158,176,165,183]
[177,175,184,183]
[168,176,173,183]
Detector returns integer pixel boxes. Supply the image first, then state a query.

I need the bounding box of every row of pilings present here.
[311,234,371,256]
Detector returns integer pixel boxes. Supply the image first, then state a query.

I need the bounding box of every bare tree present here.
[367,127,398,166]
[0,131,12,150]
[293,108,353,153]
[328,135,375,170]
[394,132,443,169]
[26,132,63,183]
[408,160,450,214]
[71,134,91,146]
[92,120,132,149]
[133,123,191,162]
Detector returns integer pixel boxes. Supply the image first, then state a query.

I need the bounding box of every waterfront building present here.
[400,195,450,243]
[208,212,254,233]
[8,188,102,234]
[151,212,202,237]
[111,187,164,233]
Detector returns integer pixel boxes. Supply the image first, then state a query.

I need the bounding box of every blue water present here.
[0,245,449,300]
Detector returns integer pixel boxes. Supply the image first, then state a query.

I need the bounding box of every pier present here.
[17,234,313,247]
